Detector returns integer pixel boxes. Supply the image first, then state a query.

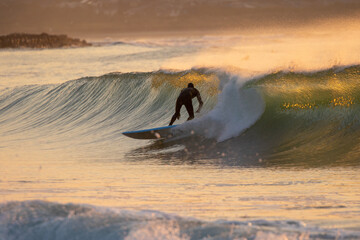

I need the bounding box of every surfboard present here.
[122,125,178,140]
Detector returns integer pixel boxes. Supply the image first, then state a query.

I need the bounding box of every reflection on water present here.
[1,144,359,230]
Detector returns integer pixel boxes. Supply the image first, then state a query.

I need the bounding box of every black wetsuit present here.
[169,87,203,126]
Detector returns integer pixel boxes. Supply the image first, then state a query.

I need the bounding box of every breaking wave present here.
[0,66,360,166]
[1,200,359,240]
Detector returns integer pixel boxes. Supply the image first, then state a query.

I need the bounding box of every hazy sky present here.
[1,0,360,37]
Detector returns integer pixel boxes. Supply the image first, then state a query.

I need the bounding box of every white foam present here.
[181,74,265,142]
[1,201,358,240]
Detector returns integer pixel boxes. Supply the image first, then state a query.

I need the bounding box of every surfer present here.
[169,83,203,126]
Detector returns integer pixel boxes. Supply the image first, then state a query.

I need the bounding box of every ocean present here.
[1,32,360,239]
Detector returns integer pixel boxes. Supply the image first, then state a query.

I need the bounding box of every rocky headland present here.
[0,33,91,49]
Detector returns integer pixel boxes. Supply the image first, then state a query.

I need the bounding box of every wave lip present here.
[1,200,359,240]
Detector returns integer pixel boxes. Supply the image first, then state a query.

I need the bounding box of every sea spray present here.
[180,75,265,142]
[1,200,359,240]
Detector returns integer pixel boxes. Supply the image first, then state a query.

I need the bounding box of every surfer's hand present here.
[196,109,200,113]
[177,114,180,120]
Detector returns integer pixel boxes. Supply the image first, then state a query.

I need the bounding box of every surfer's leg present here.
[169,100,182,126]
[184,100,194,121]
[169,113,178,126]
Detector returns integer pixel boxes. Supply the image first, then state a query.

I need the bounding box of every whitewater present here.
[1,29,360,239]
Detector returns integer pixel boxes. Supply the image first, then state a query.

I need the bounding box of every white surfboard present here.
[122,125,178,140]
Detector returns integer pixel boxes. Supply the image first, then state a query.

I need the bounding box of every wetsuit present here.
[169,87,203,126]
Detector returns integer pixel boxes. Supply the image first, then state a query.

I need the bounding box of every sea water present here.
[1,32,360,239]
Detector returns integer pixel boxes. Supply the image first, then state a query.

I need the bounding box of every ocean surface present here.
[1,32,360,239]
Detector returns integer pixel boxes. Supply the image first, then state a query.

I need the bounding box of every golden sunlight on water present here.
[151,71,220,96]
[1,148,359,230]
[281,96,355,110]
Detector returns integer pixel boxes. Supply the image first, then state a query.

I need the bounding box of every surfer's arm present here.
[196,93,203,113]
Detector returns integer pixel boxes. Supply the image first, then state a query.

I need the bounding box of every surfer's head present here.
[188,83,194,88]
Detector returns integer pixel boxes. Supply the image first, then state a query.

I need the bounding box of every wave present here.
[0,66,360,166]
[0,69,219,142]
[1,200,358,240]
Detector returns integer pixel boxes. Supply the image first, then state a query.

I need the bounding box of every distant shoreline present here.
[0,33,91,49]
